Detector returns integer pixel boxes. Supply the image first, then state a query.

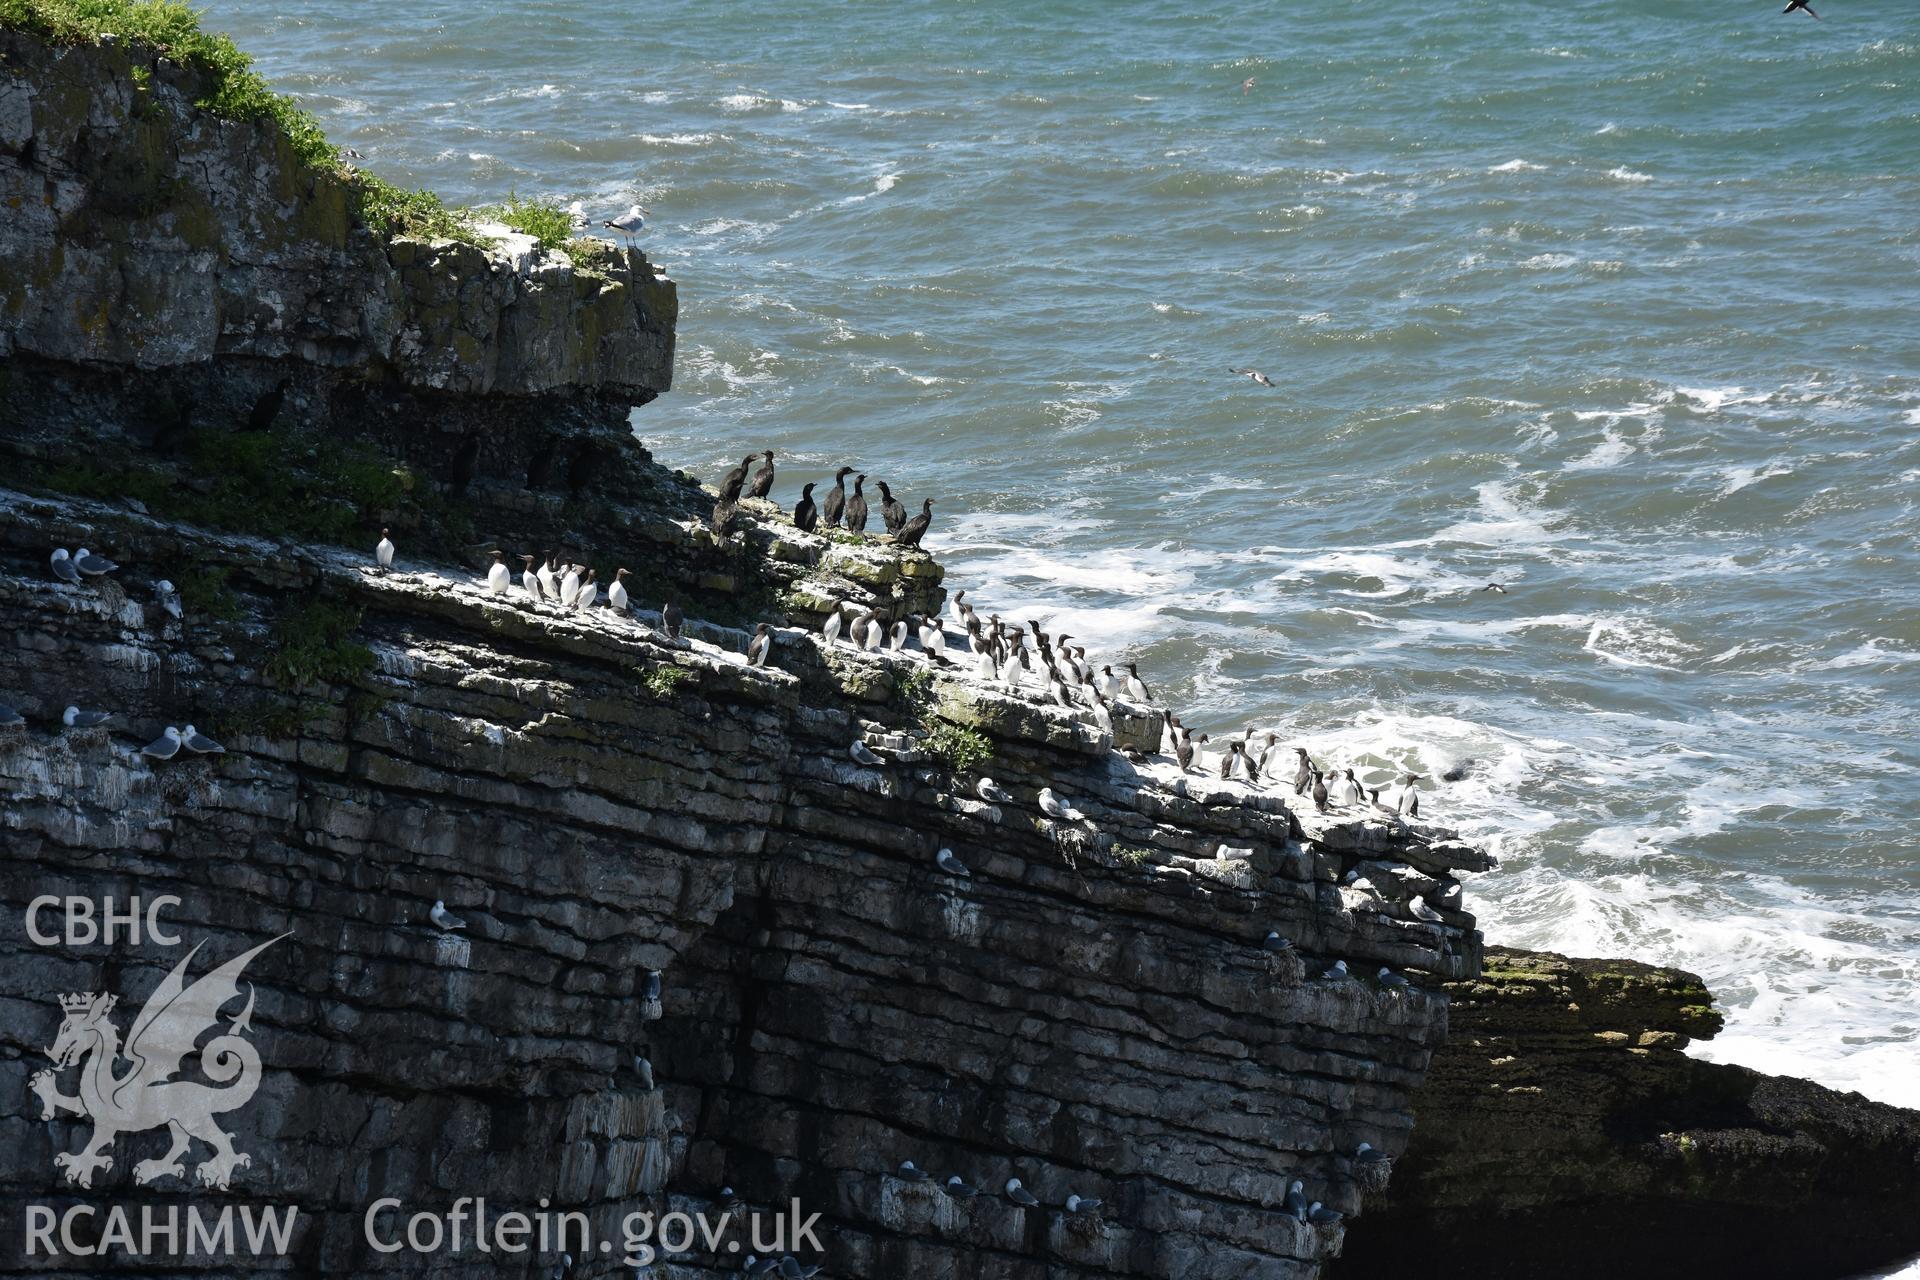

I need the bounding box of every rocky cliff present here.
[1334,947,1920,1280]
[0,16,1486,1279]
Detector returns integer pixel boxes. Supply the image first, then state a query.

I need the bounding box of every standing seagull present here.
[375,529,395,572]
[822,466,855,529]
[748,450,776,499]
[1782,0,1819,15]
[896,499,934,549]
[485,551,511,595]
[1231,367,1276,388]
[603,203,650,243]
[792,483,819,532]
[747,623,773,668]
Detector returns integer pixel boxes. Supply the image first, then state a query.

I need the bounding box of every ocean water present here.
[209,0,1920,1115]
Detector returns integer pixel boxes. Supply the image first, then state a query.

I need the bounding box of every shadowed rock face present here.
[0,489,1484,1277]
[1333,946,1920,1280]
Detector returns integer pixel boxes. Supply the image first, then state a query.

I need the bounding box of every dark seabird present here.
[566,440,601,498]
[448,431,481,497]
[1291,748,1312,795]
[643,969,663,1001]
[662,601,684,641]
[748,449,776,499]
[63,706,111,729]
[429,900,466,931]
[140,726,182,759]
[0,702,25,727]
[711,494,739,535]
[1005,1178,1040,1208]
[944,1175,979,1199]
[877,481,907,533]
[845,474,870,534]
[935,847,970,877]
[1231,367,1275,388]
[793,483,819,531]
[73,548,119,576]
[1311,768,1330,813]
[180,724,225,754]
[747,623,773,668]
[896,499,935,549]
[526,435,560,489]
[719,453,757,503]
[1176,731,1209,774]
[1368,787,1399,818]
[244,377,291,432]
[1219,740,1245,781]
[898,1161,932,1182]
[822,466,855,528]
[1782,0,1819,15]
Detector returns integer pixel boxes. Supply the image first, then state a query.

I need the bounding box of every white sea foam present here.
[1607,165,1654,182]
[1431,481,1573,547]
[1582,616,1693,670]
[1717,463,1792,495]
[1488,158,1546,173]
[1563,430,1635,471]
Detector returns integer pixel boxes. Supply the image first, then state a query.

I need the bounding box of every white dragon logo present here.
[30,935,285,1191]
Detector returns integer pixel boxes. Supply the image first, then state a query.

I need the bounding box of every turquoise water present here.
[211,1,1920,1108]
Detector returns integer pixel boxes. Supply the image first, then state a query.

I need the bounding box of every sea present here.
[207,0,1919,1134]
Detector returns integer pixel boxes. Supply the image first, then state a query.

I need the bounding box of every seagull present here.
[1410,896,1444,924]
[429,900,466,931]
[485,551,511,595]
[747,624,773,668]
[1037,787,1085,822]
[603,203,651,242]
[1066,1194,1102,1213]
[1308,1202,1345,1226]
[49,548,81,583]
[1284,1179,1309,1220]
[1355,1142,1389,1164]
[977,777,1012,804]
[1242,76,1256,94]
[935,848,970,877]
[634,1055,654,1090]
[1230,367,1275,388]
[943,1175,978,1199]
[155,580,183,619]
[1263,931,1293,952]
[375,528,394,571]
[73,547,119,576]
[644,970,663,1001]
[1782,0,1819,16]
[1321,959,1349,981]
[62,706,111,729]
[1377,967,1411,990]
[180,724,225,754]
[609,568,631,613]
[0,703,25,727]
[663,600,684,641]
[565,199,588,230]
[1005,1178,1040,1208]
[139,726,182,759]
[898,1161,931,1182]
[850,741,883,767]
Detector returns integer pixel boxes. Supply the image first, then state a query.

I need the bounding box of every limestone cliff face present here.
[0,25,1487,1278]
[1335,947,1920,1280]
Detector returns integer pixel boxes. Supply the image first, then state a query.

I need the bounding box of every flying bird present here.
[1231,367,1275,388]
[1241,76,1256,94]
[1782,0,1818,16]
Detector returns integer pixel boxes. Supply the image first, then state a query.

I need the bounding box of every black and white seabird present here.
[49,548,81,583]
[1231,367,1276,388]
[877,481,907,533]
[747,623,773,668]
[1004,1178,1040,1208]
[1176,731,1209,774]
[855,609,883,652]
[1782,0,1819,16]
[896,499,934,549]
[793,483,819,532]
[1396,772,1423,817]
[821,601,845,646]
[180,724,225,754]
[1311,768,1330,813]
[609,568,632,613]
[558,563,582,608]
[916,615,947,663]
[486,551,511,595]
[1219,740,1245,781]
[537,553,560,600]
[822,466,855,528]
[1479,582,1509,594]
[429,900,466,931]
[845,474,870,535]
[140,726,182,759]
[1122,662,1151,703]
[375,528,395,572]
[935,847,970,877]
[519,554,543,601]
[633,1054,654,1090]
[573,569,599,612]
[62,706,111,729]
[1291,747,1312,795]
[662,601,684,641]
[748,449,776,500]
[73,548,119,576]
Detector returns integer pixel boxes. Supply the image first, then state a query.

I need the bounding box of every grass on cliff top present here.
[0,0,469,242]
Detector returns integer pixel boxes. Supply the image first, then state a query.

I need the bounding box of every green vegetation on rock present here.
[642,665,692,698]
[264,596,373,688]
[897,667,995,772]
[473,192,576,250]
